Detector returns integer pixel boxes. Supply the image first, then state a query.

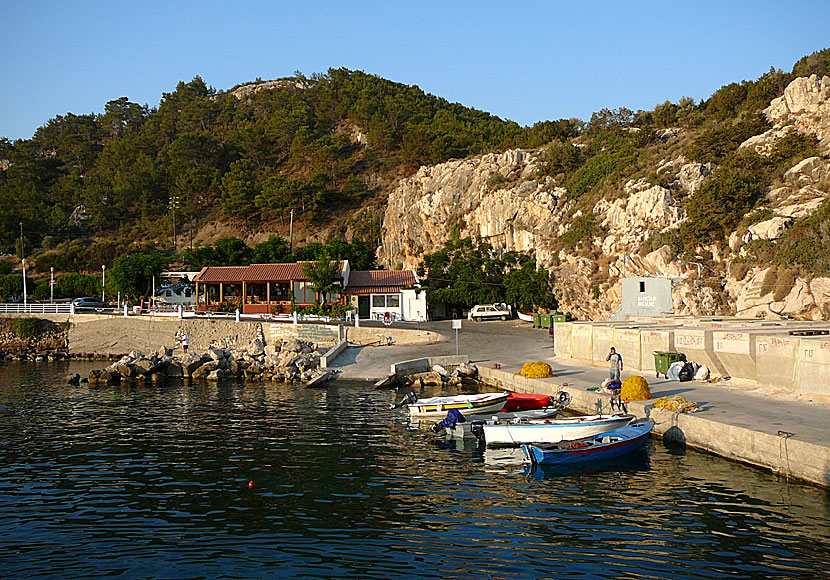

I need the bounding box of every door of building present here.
[358,295,370,318]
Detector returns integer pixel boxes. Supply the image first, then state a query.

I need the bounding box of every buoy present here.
[248,480,254,489]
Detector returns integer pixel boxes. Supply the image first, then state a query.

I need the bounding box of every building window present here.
[639,281,646,293]
[372,295,385,308]
[386,294,400,307]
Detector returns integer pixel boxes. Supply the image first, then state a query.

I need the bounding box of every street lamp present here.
[102,265,106,302]
[22,259,27,307]
[50,267,54,304]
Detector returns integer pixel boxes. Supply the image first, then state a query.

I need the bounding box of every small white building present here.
[344,270,426,322]
[612,277,674,320]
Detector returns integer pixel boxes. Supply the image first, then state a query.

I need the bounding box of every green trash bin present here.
[552,314,566,323]
[539,314,552,329]
[653,351,685,378]
[532,313,540,328]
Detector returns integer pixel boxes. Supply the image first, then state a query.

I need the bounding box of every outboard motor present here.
[470,421,486,442]
[390,391,418,410]
[610,394,628,414]
[554,390,572,408]
[431,408,466,433]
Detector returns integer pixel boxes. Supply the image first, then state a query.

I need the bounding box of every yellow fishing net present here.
[652,396,700,413]
[620,375,652,401]
[518,362,554,379]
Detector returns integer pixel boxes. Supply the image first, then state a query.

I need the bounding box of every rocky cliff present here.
[380,74,830,321]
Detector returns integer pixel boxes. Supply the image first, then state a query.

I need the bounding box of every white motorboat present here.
[482,413,636,446]
[393,391,510,419]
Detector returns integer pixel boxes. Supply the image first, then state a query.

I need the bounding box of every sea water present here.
[1,361,828,579]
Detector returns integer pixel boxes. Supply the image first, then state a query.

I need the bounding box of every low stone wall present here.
[67,316,440,360]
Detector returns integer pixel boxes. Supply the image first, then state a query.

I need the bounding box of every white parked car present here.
[467,303,512,321]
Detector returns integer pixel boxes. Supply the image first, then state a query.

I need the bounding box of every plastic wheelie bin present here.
[653,351,685,378]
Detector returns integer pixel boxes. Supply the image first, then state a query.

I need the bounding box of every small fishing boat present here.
[517,311,534,323]
[522,420,653,465]
[432,390,573,439]
[393,391,510,419]
[435,407,564,439]
[482,413,636,446]
[502,391,561,412]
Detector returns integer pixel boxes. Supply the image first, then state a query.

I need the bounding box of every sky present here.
[1,0,829,140]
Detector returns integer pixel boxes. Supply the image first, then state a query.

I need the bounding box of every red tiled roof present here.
[348,270,416,288]
[241,263,306,282]
[194,261,347,284]
[347,285,417,295]
[193,266,249,283]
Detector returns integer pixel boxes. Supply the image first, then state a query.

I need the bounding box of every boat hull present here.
[484,414,635,446]
[408,392,509,419]
[443,408,562,439]
[522,421,653,465]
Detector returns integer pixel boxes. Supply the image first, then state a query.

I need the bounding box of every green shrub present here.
[564,146,635,199]
[12,317,43,338]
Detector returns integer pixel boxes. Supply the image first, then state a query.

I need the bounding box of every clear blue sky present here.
[1,1,828,140]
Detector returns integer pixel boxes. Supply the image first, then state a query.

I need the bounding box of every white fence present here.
[0,303,73,314]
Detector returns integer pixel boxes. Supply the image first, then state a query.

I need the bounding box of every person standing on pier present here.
[606,346,623,382]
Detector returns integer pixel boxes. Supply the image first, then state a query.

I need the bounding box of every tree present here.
[504,259,558,312]
[251,235,292,263]
[109,251,168,299]
[220,159,257,223]
[301,256,342,303]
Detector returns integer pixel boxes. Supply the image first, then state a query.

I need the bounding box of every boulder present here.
[206,369,224,381]
[65,372,81,385]
[132,358,155,376]
[747,217,791,241]
[166,362,184,378]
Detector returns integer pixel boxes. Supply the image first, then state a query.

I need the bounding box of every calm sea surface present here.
[1,361,829,579]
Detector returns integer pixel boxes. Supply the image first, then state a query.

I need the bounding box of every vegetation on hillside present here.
[0,69,578,280]
[2,47,829,294]
[417,237,559,312]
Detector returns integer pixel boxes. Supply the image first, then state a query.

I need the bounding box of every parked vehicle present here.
[155,284,197,305]
[467,303,512,321]
[72,296,109,312]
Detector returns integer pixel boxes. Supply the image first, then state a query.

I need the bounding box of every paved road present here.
[332,319,830,448]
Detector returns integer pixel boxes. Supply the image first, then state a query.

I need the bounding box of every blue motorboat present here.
[521,420,653,465]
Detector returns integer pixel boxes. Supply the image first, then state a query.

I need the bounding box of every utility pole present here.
[19,222,24,260]
[289,208,294,253]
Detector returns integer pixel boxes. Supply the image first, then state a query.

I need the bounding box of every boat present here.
[517,311,534,323]
[432,390,573,439]
[435,407,564,439]
[521,420,653,465]
[502,391,564,412]
[393,391,510,419]
[482,413,636,446]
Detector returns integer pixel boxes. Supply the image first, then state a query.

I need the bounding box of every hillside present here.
[0,69,575,274]
[4,50,830,320]
[381,50,830,320]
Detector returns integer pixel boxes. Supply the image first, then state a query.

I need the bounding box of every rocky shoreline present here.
[69,337,332,386]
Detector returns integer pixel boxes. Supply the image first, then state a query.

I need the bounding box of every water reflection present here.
[0,361,828,579]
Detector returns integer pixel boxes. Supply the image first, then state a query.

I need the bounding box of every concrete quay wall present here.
[552,319,830,397]
[478,366,830,488]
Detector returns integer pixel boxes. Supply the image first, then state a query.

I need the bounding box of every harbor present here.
[7,310,830,488]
